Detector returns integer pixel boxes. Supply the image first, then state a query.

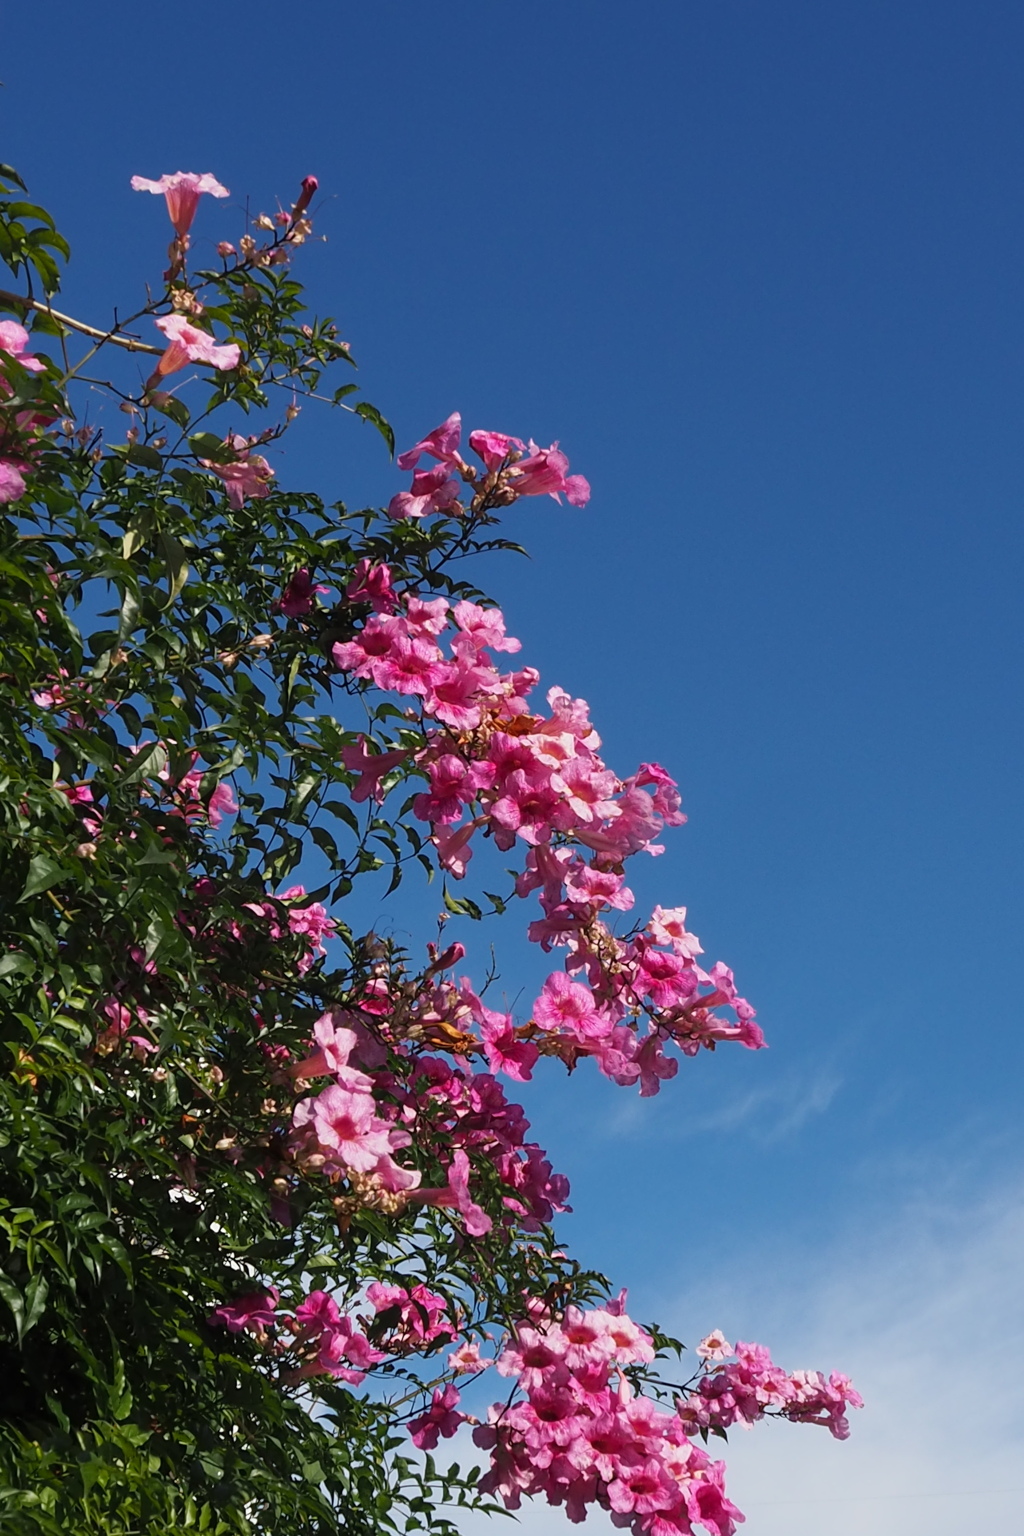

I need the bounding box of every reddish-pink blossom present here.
[276,566,330,617]
[509,442,591,507]
[0,458,26,504]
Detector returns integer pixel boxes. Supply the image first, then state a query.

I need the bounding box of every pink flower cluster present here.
[208,1285,383,1386]
[678,1337,864,1443]
[387,412,590,520]
[474,1302,745,1536]
[332,579,761,1094]
[364,1281,455,1349]
[287,1011,422,1194]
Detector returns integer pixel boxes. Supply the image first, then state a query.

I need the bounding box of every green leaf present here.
[18,853,67,902]
[354,401,396,456]
[157,530,190,608]
[126,442,164,471]
[120,739,168,784]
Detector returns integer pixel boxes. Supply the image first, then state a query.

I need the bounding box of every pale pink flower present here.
[130,171,229,236]
[202,434,274,510]
[696,1330,733,1363]
[151,313,241,379]
[452,599,521,653]
[647,905,703,957]
[449,1340,491,1374]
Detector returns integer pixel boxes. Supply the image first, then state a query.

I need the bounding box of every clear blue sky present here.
[4,3,1022,1529]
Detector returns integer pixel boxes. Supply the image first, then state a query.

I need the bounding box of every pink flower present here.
[509,442,591,507]
[412,1148,492,1236]
[479,1009,539,1083]
[301,1083,395,1171]
[424,655,499,731]
[387,462,461,521]
[0,320,45,373]
[533,972,607,1040]
[647,905,702,957]
[408,1383,466,1450]
[397,412,464,471]
[697,1330,733,1363]
[0,458,26,504]
[346,558,397,613]
[276,567,330,617]
[202,434,274,510]
[151,313,241,379]
[452,600,521,654]
[412,755,491,825]
[209,1287,279,1335]
[450,1340,491,1374]
[469,428,525,472]
[130,171,229,236]
[294,174,318,217]
[432,818,479,879]
[341,735,409,803]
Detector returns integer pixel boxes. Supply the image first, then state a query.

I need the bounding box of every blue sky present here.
[3,1,1023,1527]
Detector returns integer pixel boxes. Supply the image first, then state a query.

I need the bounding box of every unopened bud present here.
[217,241,236,259]
[293,174,318,217]
[285,402,301,423]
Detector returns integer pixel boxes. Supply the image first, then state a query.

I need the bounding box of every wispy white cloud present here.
[607,1069,841,1143]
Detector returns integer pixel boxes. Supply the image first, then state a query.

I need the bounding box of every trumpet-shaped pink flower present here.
[387,462,461,521]
[408,1383,467,1449]
[397,412,464,470]
[209,1286,279,1335]
[130,171,229,236]
[469,428,525,472]
[151,313,241,378]
[533,972,607,1040]
[346,558,397,613]
[202,434,274,510]
[510,442,591,507]
[341,735,409,803]
[412,1148,492,1235]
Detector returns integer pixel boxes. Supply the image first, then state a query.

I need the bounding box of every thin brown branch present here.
[0,288,163,356]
